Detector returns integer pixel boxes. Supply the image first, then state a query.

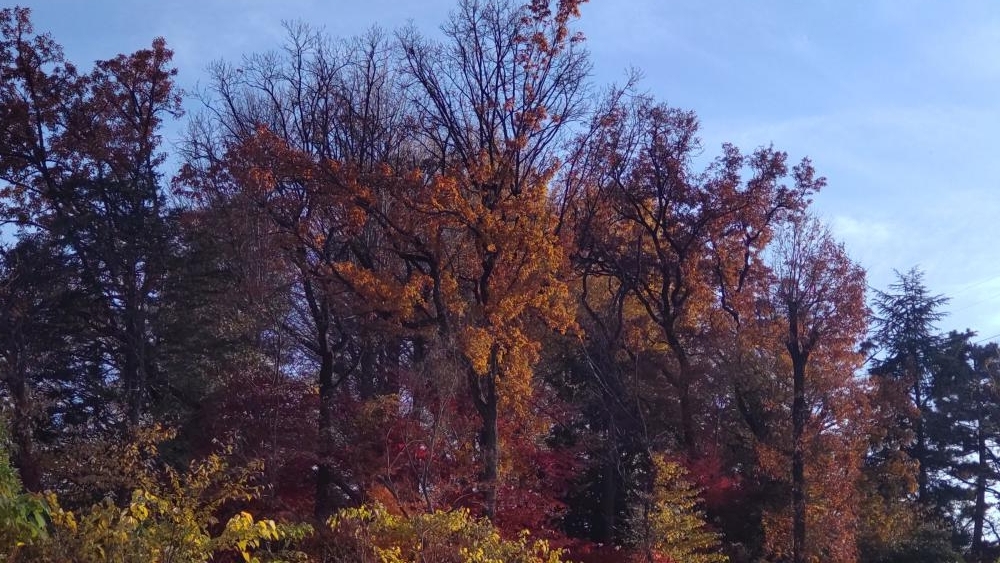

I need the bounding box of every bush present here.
[326,503,568,563]
[0,424,311,562]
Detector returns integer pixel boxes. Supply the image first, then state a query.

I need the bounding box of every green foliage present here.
[0,423,48,560]
[326,503,568,563]
[630,455,728,563]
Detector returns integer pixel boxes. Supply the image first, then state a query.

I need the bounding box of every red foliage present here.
[195,368,318,515]
[682,449,741,513]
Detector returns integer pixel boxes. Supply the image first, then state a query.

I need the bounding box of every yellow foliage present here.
[333,261,430,322]
[29,490,310,563]
[2,428,312,562]
[630,455,728,563]
[327,502,568,563]
[463,327,496,377]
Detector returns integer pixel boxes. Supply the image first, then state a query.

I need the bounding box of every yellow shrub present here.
[0,425,312,562]
[327,503,567,563]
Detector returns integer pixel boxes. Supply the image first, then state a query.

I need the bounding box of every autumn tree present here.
[564,91,818,459]
[375,0,590,519]
[3,4,978,562]
[630,454,727,563]
[178,20,428,518]
[766,216,868,563]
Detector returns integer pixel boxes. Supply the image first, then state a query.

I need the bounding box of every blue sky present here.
[18,0,1000,338]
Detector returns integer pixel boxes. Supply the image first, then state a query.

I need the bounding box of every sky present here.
[16,0,1000,339]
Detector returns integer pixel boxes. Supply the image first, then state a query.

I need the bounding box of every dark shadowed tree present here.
[0,7,182,434]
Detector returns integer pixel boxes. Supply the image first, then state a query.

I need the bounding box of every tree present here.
[565,92,818,458]
[869,268,949,504]
[630,454,727,563]
[0,7,182,432]
[180,23,417,517]
[374,0,589,519]
[0,237,88,492]
[768,216,868,563]
[928,335,1000,561]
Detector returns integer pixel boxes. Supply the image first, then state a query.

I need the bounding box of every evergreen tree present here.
[869,268,948,504]
[929,335,1000,561]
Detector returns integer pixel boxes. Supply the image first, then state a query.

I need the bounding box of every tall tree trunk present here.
[906,353,930,505]
[787,309,808,563]
[601,416,618,543]
[678,380,696,456]
[315,340,337,519]
[123,329,142,428]
[791,352,807,563]
[471,363,499,520]
[913,378,928,503]
[358,333,377,400]
[123,288,148,429]
[306,274,345,520]
[10,354,40,492]
[972,420,987,561]
[663,327,698,456]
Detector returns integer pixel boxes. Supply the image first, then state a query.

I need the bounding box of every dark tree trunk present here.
[122,289,148,430]
[662,327,698,457]
[358,334,378,401]
[791,353,807,563]
[10,358,40,492]
[600,417,618,543]
[786,307,808,563]
[471,366,499,520]
[913,378,928,504]
[306,274,348,520]
[678,380,696,456]
[315,340,337,519]
[123,346,142,428]
[972,420,987,561]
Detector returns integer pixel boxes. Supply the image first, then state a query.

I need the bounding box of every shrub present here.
[326,503,568,563]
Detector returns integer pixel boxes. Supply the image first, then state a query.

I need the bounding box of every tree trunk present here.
[601,416,618,543]
[663,327,698,456]
[678,380,697,456]
[471,365,500,520]
[787,318,808,563]
[910,356,929,504]
[10,355,40,492]
[972,420,987,561]
[315,342,337,519]
[308,272,343,519]
[791,352,807,563]
[914,386,929,506]
[358,333,377,400]
[482,377,499,520]
[123,292,147,430]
